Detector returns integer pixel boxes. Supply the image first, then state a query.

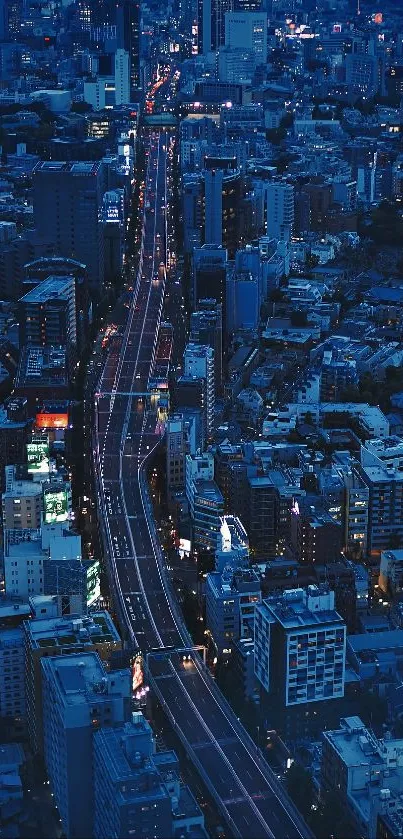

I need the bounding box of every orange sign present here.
[36,413,68,429]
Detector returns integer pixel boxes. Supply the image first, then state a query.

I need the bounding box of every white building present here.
[265,182,294,241]
[183,343,215,435]
[361,436,403,472]
[254,586,346,705]
[224,11,267,63]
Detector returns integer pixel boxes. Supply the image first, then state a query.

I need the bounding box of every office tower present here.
[190,299,223,394]
[172,378,206,448]
[206,565,260,656]
[218,47,256,84]
[254,585,346,705]
[344,53,380,98]
[6,0,22,37]
[32,161,105,296]
[93,716,173,838]
[24,612,122,756]
[19,276,77,361]
[41,653,130,837]
[246,475,279,556]
[226,269,259,332]
[114,48,131,105]
[224,11,267,63]
[203,157,241,255]
[340,467,369,558]
[183,174,203,253]
[197,0,234,54]
[0,0,7,39]
[166,415,187,493]
[291,504,343,565]
[387,63,403,99]
[193,245,228,314]
[2,467,42,532]
[184,343,215,437]
[185,452,224,549]
[23,257,90,352]
[116,0,140,98]
[265,182,294,241]
[358,463,403,562]
[0,626,25,725]
[0,401,30,493]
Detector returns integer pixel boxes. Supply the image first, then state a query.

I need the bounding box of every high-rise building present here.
[114,48,131,105]
[224,11,267,63]
[172,378,206,448]
[291,504,343,565]
[206,565,260,655]
[19,276,77,359]
[184,343,215,436]
[203,158,241,255]
[254,585,346,706]
[183,174,204,254]
[116,0,140,98]
[24,612,122,756]
[358,463,403,562]
[41,653,130,837]
[185,452,224,550]
[193,245,228,314]
[93,715,173,839]
[0,626,25,726]
[166,415,187,493]
[344,53,380,98]
[190,299,223,394]
[32,161,105,296]
[197,0,234,54]
[22,257,90,352]
[226,269,260,332]
[265,182,294,241]
[246,476,278,556]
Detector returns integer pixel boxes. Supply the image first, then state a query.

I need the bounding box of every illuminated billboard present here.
[36,413,69,430]
[44,489,69,523]
[131,654,150,701]
[27,441,49,474]
[86,560,101,607]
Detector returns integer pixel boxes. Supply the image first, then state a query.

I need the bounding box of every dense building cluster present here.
[0,0,403,837]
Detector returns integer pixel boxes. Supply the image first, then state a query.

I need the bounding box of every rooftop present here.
[20,276,74,305]
[24,611,120,649]
[264,585,344,630]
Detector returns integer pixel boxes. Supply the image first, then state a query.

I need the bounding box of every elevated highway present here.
[94,130,311,839]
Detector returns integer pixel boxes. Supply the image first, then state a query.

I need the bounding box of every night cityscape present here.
[1,0,403,837]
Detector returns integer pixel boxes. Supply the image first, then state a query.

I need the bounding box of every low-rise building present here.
[321,716,403,839]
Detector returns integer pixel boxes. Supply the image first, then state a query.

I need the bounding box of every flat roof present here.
[20,276,73,304]
[25,611,120,648]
